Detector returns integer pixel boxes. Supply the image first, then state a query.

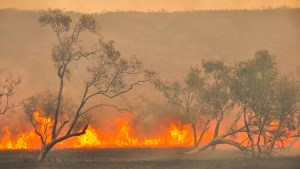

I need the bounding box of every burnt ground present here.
[0,148,299,169]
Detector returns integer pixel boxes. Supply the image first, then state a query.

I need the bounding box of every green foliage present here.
[201,59,232,116]
[156,50,300,154]
[154,79,182,106]
[25,9,156,161]
[229,50,300,156]
[154,66,205,110]
[23,90,75,120]
[231,50,277,111]
[272,75,300,129]
[39,9,99,79]
[185,67,205,91]
[39,9,72,32]
[77,15,98,33]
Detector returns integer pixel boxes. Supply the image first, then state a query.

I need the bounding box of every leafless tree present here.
[0,70,22,115]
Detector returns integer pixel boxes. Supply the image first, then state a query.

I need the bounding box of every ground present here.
[0,148,299,169]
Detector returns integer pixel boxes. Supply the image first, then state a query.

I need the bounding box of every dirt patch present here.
[0,148,299,169]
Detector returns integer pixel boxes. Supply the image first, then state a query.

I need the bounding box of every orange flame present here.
[0,111,299,150]
[0,119,194,149]
[0,127,37,149]
[69,120,193,148]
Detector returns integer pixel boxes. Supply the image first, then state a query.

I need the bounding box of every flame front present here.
[1,112,298,150]
[68,120,194,148]
[0,127,37,149]
[0,114,194,149]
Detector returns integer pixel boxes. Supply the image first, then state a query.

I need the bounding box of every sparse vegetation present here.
[0,70,22,115]
[0,7,299,168]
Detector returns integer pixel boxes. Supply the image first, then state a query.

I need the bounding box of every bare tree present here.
[0,70,22,114]
[25,9,155,161]
[155,67,213,147]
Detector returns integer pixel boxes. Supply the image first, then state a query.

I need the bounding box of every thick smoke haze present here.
[0,8,300,141]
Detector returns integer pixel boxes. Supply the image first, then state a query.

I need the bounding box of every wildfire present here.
[69,120,193,148]
[169,122,190,144]
[72,127,103,148]
[0,111,194,149]
[1,111,298,150]
[33,110,52,126]
[0,127,37,149]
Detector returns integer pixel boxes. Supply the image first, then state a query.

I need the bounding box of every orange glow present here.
[0,127,37,149]
[0,115,195,149]
[72,127,103,147]
[0,111,299,150]
[69,120,194,148]
[33,110,52,126]
[270,121,279,127]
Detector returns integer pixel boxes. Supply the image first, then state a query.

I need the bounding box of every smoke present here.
[0,9,300,149]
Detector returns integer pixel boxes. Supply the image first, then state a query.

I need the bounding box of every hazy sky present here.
[0,0,299,12]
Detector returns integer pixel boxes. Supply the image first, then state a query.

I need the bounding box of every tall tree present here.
[201,59,233,150]
[24,9,154,161]
[230,50,278,157]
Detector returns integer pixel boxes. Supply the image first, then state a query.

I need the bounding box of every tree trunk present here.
[37,126,88,161]
[52,75,65,140]
[195,121,211,147]
[243,108,256,157]
[288,123,300,149]
[37,140,58,161]
[212,119,221,151]
[37,146,51,162]
[268,119,283,155]
[191,123,197,148]
[256,118,264,158]
[187,138,251,155]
